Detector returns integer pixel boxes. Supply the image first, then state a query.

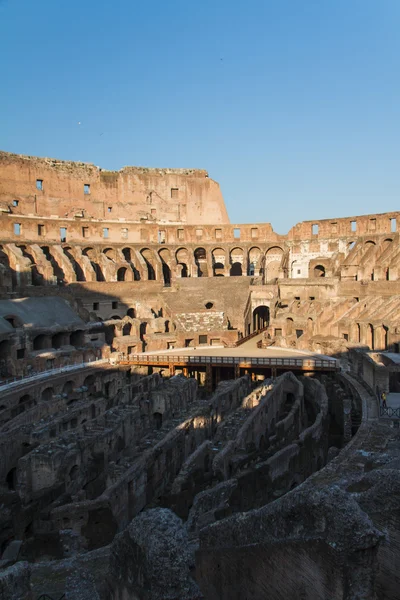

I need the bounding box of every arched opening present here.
[153,412,163,430]
[82,248,105,282]
[52,332,66,349]
[205,302,214,309]
[176,248,189,278]
[0,340,11,359]
[194,248,207,277]
[165,320,170,333]
[140,249,156,280]
[248,247,262,276]
[69,465,79,481]
[103,248,117,262]
[139,322,147,340]
[212,248,225,277]
[213,262,224,277]
[127,308,136,318]
[230,248,243,277]
[307,318,314,336]
[6,467,17,491]
[33,334,51,351]
[265,247,283,282]
[62,381,74,397]
[367,323,374,350]
[122,323,132,336]
[70,330,85,347]
[117,267,127,282]
[252,306,270,331]
[384,325,389,350]
[83,375,96,395]
[286,317,294,336]
[159,249,172,286]
[41,387,53,402]
[230,262,242,276]
[63,247,86,281]
[313,265,326,278]
[122,247,141,280]
[41,246,65,283]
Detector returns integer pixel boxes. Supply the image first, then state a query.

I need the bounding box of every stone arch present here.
[70,330,85,347]
[33,334,51,351]
[41,387,54,402]
[248,247,262,276]
[117,267,127,281]
[153,412,163,430]
[82,247,105,281]
[176,248,189,278]
[194,247,207,277]
[286,317,294,336]
[307,318,314,336]
[365,240,376,246]
[229,247,243,277]
[63,246,86,281]
[62,381,74,397]
[253,305,270,331]
[0,340,11,359]
[122,247,141,280]
[140,248,156,280]
[212,247,225,276]
[69,465,79,481]
[230,262,242,276]
[265,246,283,281]
[83,374,96,395]
[313,265,326,278]
[367,323,375,350]
[103,247,117,262]
[158,248,172,285]
[127,308,136,318]
[6,467,17,490]
[122,323,133,336]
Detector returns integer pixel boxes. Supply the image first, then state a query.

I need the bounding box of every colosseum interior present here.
[0,149,400,600]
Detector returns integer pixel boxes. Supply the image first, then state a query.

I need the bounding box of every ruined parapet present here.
[107,508,203,600]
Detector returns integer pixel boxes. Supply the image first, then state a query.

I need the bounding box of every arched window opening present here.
[41,387,54,402]
[127,308,136,318]
[153,412,163,430]
[194,248,207,277]
[70,330,85,347]
[140,249,156,280]
[52,332,66,349]
[230,262,242,276]
[63,247,86,281]
[33,334,51,351]
[0,340,11,359]
[122,323,132,336]
[313,265,326,278]
[286,317,294,336]
[69,465,79,481]
[213,262,224,277]
[117,267,127,282]
[6,467,17,491]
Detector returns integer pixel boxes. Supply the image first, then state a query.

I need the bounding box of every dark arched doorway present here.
[252,306,270,331]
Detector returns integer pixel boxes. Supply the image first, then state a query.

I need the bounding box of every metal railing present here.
[0,359,109,390]
[235,326,269,347]
[121,354,338,370]
[380,406,400,419]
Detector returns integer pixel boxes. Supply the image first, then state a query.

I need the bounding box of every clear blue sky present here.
[1,0,399,233]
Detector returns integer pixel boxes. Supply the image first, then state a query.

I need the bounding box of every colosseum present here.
[0,149,399,600]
